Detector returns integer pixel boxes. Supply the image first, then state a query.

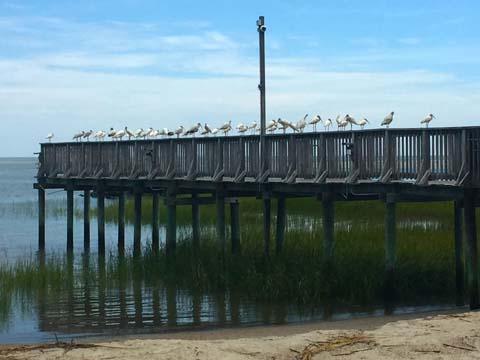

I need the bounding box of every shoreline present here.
[2,308,479,359]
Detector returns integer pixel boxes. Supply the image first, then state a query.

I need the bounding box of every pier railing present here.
[37,127,480,186]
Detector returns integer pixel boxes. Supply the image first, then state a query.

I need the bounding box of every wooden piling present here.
[118,192,125,255]
[384,193,396,308]
[133,190,142,256]
[275,197,286,255]
[322,193,334,262]
[263,197,271,257]
[83,190,90,252]
[66,187,74,252]
[97,186,105,256]
[38,188,45,251]
[152,192,160,253]
[216,189,226,255]
[230,200,240,254]
[192,193,200,250]
[463,189,479,309]
[454,200,464,306]
[166,192,177,256]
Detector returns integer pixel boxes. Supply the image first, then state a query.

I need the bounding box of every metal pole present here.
[257,16,266,172]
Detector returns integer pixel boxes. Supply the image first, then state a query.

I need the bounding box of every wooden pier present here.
[34,127,480,309]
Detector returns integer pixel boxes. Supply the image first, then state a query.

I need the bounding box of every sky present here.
[1,0,479,156]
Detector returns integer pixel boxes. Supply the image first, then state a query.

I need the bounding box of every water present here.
[0,158,459,343]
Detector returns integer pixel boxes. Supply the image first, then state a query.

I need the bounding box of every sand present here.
[1,310,479,359]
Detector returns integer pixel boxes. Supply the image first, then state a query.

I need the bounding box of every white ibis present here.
[124,127,134,139]
[323,118,332,131]
[94,130,105,141]
[134,128,143,138]
[382,111,394,128]
[238,124,248,134]
[266,119,277,133]
[222,123,232,136]
[336,115,348,131]
[159,128,168,137]
[309,115,322,131]
[184,123,202,137]
[83,130,93,141]
[277,118,291,134]
[421,113,435,127]
[46,133,54,142]
[236,123,245,131]
[143,127,154,138]
[113,128,126,140]
[211,128,219,136]
[174,125,184,138]
[249,121,258,134]
[151,129,161,138]
[296,114,308,133]
[107,128,116,140]
[358,118,369,129]
[73,131,85,141]
[344,114,358,130]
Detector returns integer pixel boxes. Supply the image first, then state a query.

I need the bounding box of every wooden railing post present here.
[380,130,394,182]
[416,129,431,185]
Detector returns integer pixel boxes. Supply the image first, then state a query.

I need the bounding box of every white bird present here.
[218,120,232,132]
[266,119,277,133]
[73,131,85,142]
[83,130,93,141]
[159,128,168,137]
[113,128,126,140]
[336,115,348,131]
[46,133,54,142]
[309,115,322,131]
[151,129,161,138]
[357,118,369,129]
[211,128,219,136]
[125,127,135,139]
[344,114,358,130]
[143,127,154,138]
[238,124,248,134]
[174,125,184,138]
[184,123,202,137]
[323,118,332,131]
[382,111,395,128]
[249,121,258,134]
[277,118,291,134]
[236,123,245,131]
[134,128,143,138]
[107,128,116,140]
[222,123,232,136]
[94,130,106,141]
[421,113,435,127]
[296,114,308,133]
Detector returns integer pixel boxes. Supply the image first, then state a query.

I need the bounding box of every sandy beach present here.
[1,309,479,359]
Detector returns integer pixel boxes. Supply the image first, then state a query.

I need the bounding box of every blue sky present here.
[1,0,479,156]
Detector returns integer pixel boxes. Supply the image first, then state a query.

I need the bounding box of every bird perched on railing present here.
[382,111,394,128]
[357,118,369,129]
[83,130,93,141]
[344,114,358,130]
[336,115,348,131]
[309,115,322,131]
[201,123,212,136]
[159,128,168,137]
[323,118,332,131]
[238,124,248,134]
[107,128,116,140]
[277,118,291,134]
[222,123,232,136]
[46,133,54,142]
[174,125,184,138]
[421,114,435,128]
[218,120,232,133]
[73,131,85,141]
[113,127,126,140]
[211,128,219,136]
[94,130,106,141]
[266,119,277,133]
[134,128,143,138]
[125,127,134,140]
[248,121,257,134]
[143,127,154,139]
[184,123,202,137]
[296,114,308,133]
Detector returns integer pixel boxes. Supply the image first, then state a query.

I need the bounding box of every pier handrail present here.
[37,127,480,187]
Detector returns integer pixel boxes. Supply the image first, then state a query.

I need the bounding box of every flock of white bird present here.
[45,112,436,142]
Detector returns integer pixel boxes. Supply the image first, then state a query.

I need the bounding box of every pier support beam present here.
[133,189,142,256]
[66,186,74,252]
[454,200,464,306]
[216,188,226,256]
[118,192,125,256]
[97,185,105,257]
[152,192,160,253]
[384,193,396,311]
[322,193,334,262]
[192,193,200,250]
[166,190,177,256]
[263,196,271,258]
[38,188,45,251]
[230,200,240,254]
[83,190,90,252]
[275,197,286,255]
[464,189,479,310]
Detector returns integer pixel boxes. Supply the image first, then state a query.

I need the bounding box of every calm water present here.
[0,158,458,343]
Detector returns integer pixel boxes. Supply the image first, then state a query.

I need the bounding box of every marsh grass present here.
[0,199,473,332]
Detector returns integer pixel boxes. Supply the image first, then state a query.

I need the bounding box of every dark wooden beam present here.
[464,189,479,309]
[66,186,74,252]
[454,200,464,306]
[152,192,160,253]
[97,184,105,257]
[118,192,125,256]
[263,196,271,258]
[230,200,240,254]
[133,190,142,256]
[83,190,90,253]
[275,197,286,255]
[192,193,200,250]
